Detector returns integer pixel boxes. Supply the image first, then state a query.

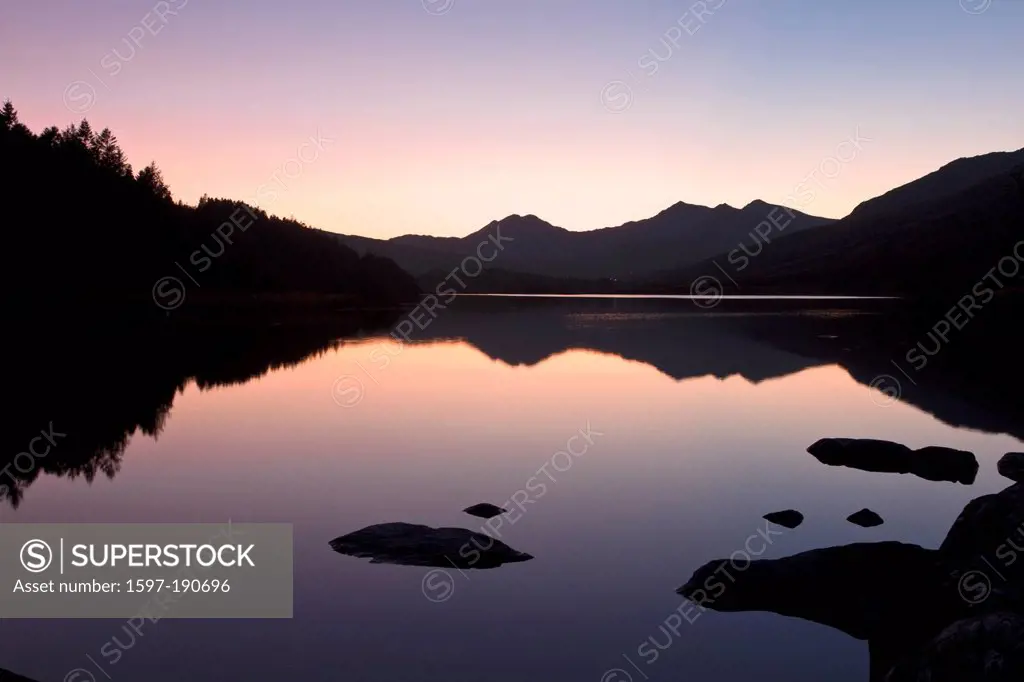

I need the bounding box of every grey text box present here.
[0,523,292,618]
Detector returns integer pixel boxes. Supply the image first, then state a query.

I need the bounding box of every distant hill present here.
[651,148,1024,298]
[338,202,833,281]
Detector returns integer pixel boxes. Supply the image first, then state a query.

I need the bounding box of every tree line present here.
[0,99,419,316]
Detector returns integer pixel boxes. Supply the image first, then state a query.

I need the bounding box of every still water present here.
[3,299,1020,681]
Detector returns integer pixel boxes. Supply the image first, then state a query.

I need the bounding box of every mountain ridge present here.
[338,146,1024,298]
[847,147,1024,222]
[338,200,833,280]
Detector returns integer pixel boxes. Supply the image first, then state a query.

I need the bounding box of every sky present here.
[2,0,1022,238]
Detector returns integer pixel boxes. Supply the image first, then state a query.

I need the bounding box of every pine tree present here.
[58,123,88,153]
[76,119,94,148]
[39,126,60,146]
[137,162,172,201]
[91,127,113,159]
[92,127,130,175]
[0,99,18,130]
[111,148,132,177]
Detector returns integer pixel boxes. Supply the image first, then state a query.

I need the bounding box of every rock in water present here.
[848,509,885,527]
[997,453,1024,482]
[938,482,1024,612]
[463,503,509,519]
[674,482,1024,679]
[940,483,1024,559]
[912,446,980,485]
[676,541,947,642]
[884,612,1024,682]
[810,437,913,465]
[763,509,804,529]
[807,438,978,485]
[328,522,533,569]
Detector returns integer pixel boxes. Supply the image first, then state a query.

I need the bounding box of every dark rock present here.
[912,447,980,485]
[328,522,533,569]
[674,481,1024,680]
[848,508,885,527]
[463,503,509,519]
[676,540,961,680]
[938,483,1024,612]
[997,453,1024,482]
[940,483,1024,559]
[763,509,804,529]
[810,437,913,465]
[885,612,1024,682]
[808,438,978,485]
[677,542,949,642]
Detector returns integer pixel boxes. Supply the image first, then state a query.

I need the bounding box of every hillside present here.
[648,150,1024,298]
[0,101,420,316]
[848,148,1024,222]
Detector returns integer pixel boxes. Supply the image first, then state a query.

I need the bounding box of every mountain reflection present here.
[409,297,1024,440]
[5,298,1022,507]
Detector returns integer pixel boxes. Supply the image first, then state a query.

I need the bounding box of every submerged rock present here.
[463,503,509,519]
[848,508,885,527]
[763,509,804,529]
[329,522,533,569]
[997,453,1024,482]
[808,438,978,485]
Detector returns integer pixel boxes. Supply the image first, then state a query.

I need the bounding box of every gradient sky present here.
[3,0,1022,237]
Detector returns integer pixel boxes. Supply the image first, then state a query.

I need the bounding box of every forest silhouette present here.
[0,100,419,315]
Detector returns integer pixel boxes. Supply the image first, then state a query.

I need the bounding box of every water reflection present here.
[2,311,399,508]
[403,298,1024,440]
[4,298,1023,681]
[678,481,1024,681]
[5,299,1023,507]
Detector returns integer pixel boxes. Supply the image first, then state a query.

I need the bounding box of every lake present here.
[3,297,1021,682]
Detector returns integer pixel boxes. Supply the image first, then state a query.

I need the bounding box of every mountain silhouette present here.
[656,149,1024,298]
[338,146,1023,300]
[848,148,1024,222]
[338,203,832,280]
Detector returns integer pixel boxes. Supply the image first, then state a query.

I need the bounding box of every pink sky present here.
[3,0,1021,238]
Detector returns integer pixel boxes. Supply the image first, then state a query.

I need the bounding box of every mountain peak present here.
[652,201,713,219]
[496,213,544,224]
[464,213,567,242]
